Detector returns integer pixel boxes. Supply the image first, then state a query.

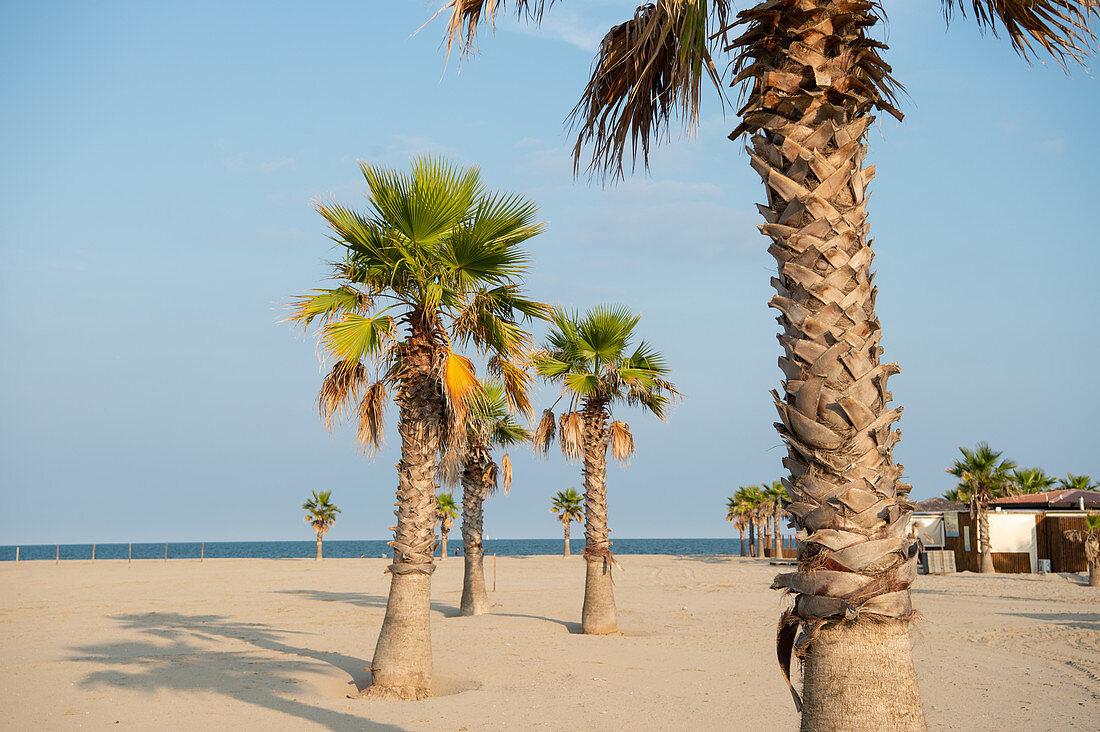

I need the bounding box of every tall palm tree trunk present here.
[748,519,756,558]
[734,2,924,727]
[316,533,323,561]
[738,525,745,557]
[563,519,571,557]
[755,517,764,559]
[772,513,780,559]
[439,526,449,560]
[977,500,995,573]
[460,441,492,616]
[580,400,617,635]
[1090,559,1099,587]
[368,320,441,701]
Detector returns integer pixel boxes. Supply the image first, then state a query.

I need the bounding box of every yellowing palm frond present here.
[608,420,635,466]
[533,408,556,455]
[444,350,479,416]
[318,362,367,430]
[559,411,585,462]
[942,0,1099,66]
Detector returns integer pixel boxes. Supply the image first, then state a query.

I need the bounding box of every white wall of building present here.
[989,511,1039,573]
[911,516,944,547]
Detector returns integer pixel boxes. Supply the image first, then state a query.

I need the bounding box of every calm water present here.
[0,538,750,562]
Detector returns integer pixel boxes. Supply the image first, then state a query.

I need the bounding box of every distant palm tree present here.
[453,380,530,615]
[435,492,459,562]
[532,304,679,634]
[1064,514,1100,587]
[1060,474,1099,491]
[1012,468,1058,494]
[302,490,341,561]
[725,495,748,557]
[764,481,790,559]
[947,443,1017,573]
[552,488,584,558]
[732,486,761,557]
[288,156,545,699]
[943,488,962,503]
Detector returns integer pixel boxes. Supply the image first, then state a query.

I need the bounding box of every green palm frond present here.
[1012,467,1058,494]
[1060,473,1099,491]
[436,491,460,520]
[550,487,584,522]
[942,0,1099,66]
[302,489,341,534]
[946,442,1018,501]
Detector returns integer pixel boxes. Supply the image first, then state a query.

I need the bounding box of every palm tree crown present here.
[302,490,341,535]
[531,304,679,462]
[461,379,531,494]
[1012,467,1058,494]
[947,442,1018,503]
[289,155,547,451]
[436,492,459,531]
[1060,473,1099,491]
[552,488,584,523]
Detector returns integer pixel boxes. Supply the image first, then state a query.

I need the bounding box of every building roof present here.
[990,489,1100,510]
[914,497,967,513]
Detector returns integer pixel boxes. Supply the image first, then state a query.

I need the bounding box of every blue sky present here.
[2,1,1097,544]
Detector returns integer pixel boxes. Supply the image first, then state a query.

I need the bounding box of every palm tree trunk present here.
[755,518,764,559]
[977,502,995,573]
[772,513,780,559]
[316,533,323,561]
[563,519,571,557]
[738,526,745,557]
[460,442,492,616]
[580,400,617,635]
[439,524,448,561]
[1090,561,1099,587]
[367,318,441,701]
[749,520,756,558]
[733,2,924,727]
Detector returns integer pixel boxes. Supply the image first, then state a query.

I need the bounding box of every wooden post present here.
[92,543,96,562]
[128,543,132,564]
[200,542,204,562]
[493,553,497,592]
[56,545,60,565]
[164,542,168,562]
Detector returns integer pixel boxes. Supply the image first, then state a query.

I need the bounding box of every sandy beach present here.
[0,555,1097,730]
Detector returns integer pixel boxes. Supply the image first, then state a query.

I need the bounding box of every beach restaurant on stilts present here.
[908,491,1100,574]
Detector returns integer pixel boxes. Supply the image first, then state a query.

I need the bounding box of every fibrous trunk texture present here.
[773,515,781,558]
[440,525,449,561]
[563,519,571,557]
[316,534,323,561]
[732,1,924,727]
[581,399,617,635]
[800,621,924,731]
[367,315,441,701]
[739,527,745,557]
[756,518,765,558]
[749,520,757,557]
[977,502,995,573]
[1089,557,1099,587]
[460,438,493,616]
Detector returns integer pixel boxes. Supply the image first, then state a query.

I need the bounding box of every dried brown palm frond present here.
[488,354,534,417]
[441,0,555,57]
[318,361,367,430]
[559,411,585,462]
[355,380,388,453]
[570,0,729,180]
[942,0,1099,66]
[500,452,513,495]
[609,420,635,466]
[533,408,556,455]
[438,444,463,487]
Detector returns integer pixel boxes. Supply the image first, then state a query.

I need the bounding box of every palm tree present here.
[552,488,585,558]
[947,443,1018,574]
[302,490,341,561]
[1012,468,1058,494]
[943,488,962,503]
[451,380,530,615]
[725,495,748,557]
[1060,474,1099,491]
[288,156,545,700]
[764,481,790,559]
[1064,514,1100,587]
[435,492,459,561]
[532,305,678,634]
[732,485,762,557]
[435,1,1097,725]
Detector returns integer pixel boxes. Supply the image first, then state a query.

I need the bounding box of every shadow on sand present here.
[275,589,461,618]
[997,611,1100,630]
[69,612,406,732]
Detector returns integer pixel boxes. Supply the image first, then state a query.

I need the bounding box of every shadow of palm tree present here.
[491,612,583,634]
[997,611,1100,630]
[69,612,407,731]
[275,589,462,618]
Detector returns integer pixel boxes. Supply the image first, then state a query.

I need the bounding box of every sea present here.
[0,538,747,562]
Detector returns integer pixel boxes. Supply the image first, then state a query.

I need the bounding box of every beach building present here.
[910,492,1099,574]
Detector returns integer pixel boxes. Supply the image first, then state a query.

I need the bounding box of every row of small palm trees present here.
[289,157,675,699]
[945,442,1097,574]
[725,483,790,559]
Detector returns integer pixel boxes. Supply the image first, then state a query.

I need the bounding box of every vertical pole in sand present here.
[14,547,18,563]
[493,553,497,592]
[56,545,60,565]
[92,543,96,562]
[200,542,204,562]
[128,543,132,565]
[164,542,168,563]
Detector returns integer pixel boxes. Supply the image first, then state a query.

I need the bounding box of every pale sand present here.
[1,556,1097,731]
